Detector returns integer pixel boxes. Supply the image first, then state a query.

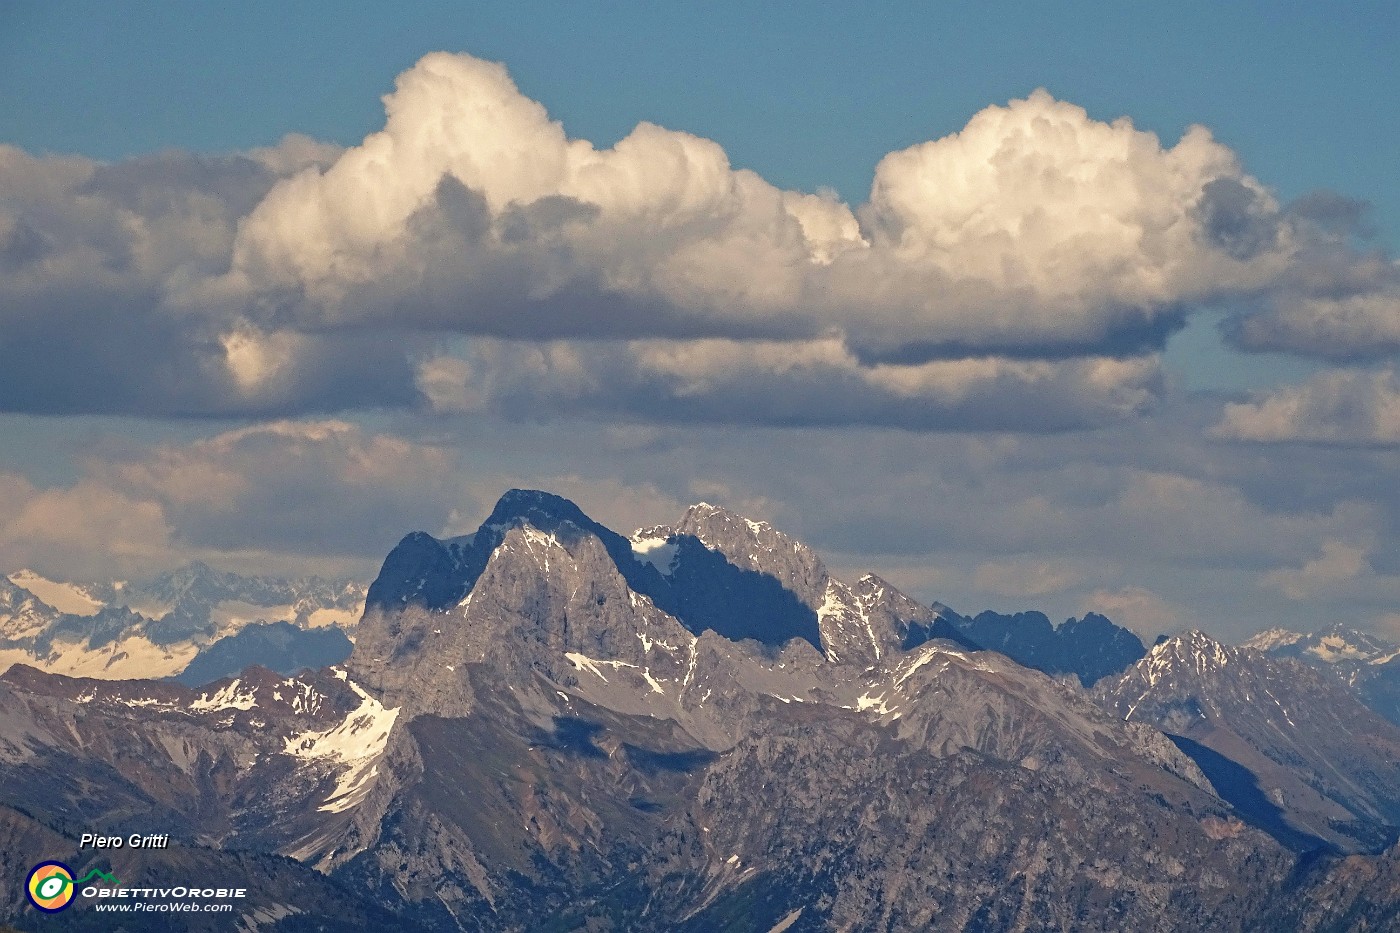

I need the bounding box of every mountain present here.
[1,490,1397,929]
[1254,838,1400,931]
[4,569,112,616]
[0,577,62,643]
[0,566,364,681]
[0,663,402,863]
[1244,622,1400,728]
[0,575,187,681]
[174,620,355,687]
[1094,630,1400,853]
[1243,622,1399,666]
[125,561,366,647]
[946,608,1147,686]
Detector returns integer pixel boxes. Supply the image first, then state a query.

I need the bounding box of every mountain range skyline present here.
[4,489,1395,652]
[7,488,1400,730]
[3,485,1398,929]
[3,6,1400,646]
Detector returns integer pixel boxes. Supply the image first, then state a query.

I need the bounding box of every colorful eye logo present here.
[26,861,75,912]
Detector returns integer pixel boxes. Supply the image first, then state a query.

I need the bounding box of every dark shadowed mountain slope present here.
[945,607,1147,686]
[174,620,353,687]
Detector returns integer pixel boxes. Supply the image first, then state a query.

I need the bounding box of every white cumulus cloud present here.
[1213,366,1400,445]
[3,50,1398,420]
[216,55,1293,362]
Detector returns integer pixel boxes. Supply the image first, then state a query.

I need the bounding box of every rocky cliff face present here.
[1095,630,1400,853]
[3,489,1399,930]
[331,491,1324,928]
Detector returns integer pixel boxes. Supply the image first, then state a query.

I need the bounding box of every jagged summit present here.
[945,606,1147,687]
[1148,628,1236,663]
[1241,626,1299,648]
[673,500,777,538]
[1,562,364,683]
[142,559,225,599]
[1242,621,1400,728]
[367,489,632,613]
[1097,627,1400,853]
[1114,629,1254,691]
[362,490,1160,684]
[366,491,864,659]
[11,488,1400,928]
[636,500,801,566]
[1243,622,1398,661]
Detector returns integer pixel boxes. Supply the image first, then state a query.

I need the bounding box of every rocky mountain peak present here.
[1243,623,1397,665]
[947,608,1146,687]
[643,501,827,608]
[0,578,62,642]
[930,600,958,619]
[1306,622,1396,663]
[854,573,895,598]
[145,559,225,597]
[0,574,40,605]
[1140,629,1239,678]
[1242,621,1400,729]
[15,488,1400,928]
[1242,627,1306,652]
[482,488,597,535]
[1097,625,1400,853]
[671,501,796,553]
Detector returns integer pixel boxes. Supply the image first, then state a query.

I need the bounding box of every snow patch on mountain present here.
[1139,631,1235,686]
[630,535,679,574]
[1307,634,1371,662]
[278,678,328,716]
[0,582,60,642]
[6,570,105,616]
[1242,628,1305,652]
[210,600,298,631]
[283,673,400,813]
[815,579,882,663]
[305,602,364,631]
[0,565,366,681]
[6,565,105,616]
[0,636,198,680]
[192,678,260,712]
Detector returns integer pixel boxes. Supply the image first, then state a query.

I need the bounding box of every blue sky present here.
[1,3,1399,642]
[5,2,1397,237]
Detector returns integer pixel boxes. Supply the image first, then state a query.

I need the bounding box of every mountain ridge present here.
[3,489,1399,929]
[0,564,365,683]
[1095,629,1400,853]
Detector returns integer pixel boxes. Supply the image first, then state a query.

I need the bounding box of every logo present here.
[25,861,75,912]
[25,863,122,912]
